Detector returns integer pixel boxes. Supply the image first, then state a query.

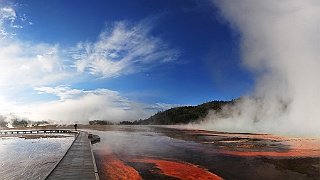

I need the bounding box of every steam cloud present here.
[196,0,320,137]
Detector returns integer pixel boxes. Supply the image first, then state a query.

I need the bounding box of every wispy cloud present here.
[0,4,181,123]
[34,86,86,100]
[0,7,16,36]
[1,4,34,37]
[72,17,181,78]
[0,7,16,21]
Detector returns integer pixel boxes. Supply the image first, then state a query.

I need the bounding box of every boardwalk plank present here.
[46,131,98,180]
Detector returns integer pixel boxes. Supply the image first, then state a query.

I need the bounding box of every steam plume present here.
[198,0,320,137]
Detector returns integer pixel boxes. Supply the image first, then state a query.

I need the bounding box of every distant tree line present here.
[89,120,114,125]
[119,100,235,125]
[119,121,135,125]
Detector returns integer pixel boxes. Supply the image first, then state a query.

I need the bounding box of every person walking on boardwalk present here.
[74,124,77,131]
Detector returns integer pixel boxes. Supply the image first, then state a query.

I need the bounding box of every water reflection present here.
[90,125,320,180]
[0,133,75,180]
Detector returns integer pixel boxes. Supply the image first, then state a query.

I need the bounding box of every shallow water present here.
[0,133,75,180]
[88,125,320,180]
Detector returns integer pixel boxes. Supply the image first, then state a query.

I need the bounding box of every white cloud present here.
[1,85,176,124]
[6,86,165,123]
[35,86,85,100]
[1,4,34,37]
[72,18,180,78]
[0,7,16,21]
[0,5,181,124]
[11,24,22,29]
[0,6,19,36]
[0,41,73,93]
[34,86,126,102]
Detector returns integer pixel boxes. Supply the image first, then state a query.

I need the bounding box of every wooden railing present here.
[0,129,78,134]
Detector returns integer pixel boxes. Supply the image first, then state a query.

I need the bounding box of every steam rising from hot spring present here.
[197,0,320,137]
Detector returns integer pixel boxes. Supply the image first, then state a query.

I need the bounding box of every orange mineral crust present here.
[218,150,318,157]
[218,136,320,157]
[131,158,223,180]
[96,150,142,180]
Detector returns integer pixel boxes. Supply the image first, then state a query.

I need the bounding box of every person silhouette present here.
[74,124,77,131]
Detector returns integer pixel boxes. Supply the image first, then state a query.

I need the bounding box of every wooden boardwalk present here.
[46,131,99,180]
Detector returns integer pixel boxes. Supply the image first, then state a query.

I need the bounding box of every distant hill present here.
[120,100,235,125]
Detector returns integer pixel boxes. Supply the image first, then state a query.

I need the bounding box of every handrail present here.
[0,129,78,134]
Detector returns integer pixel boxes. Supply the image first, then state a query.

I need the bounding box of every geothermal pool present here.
[0,133,75,180]
[0,126,319,180]
[89,125,320,180]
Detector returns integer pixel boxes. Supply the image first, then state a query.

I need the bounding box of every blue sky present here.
[0,0,255,122]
